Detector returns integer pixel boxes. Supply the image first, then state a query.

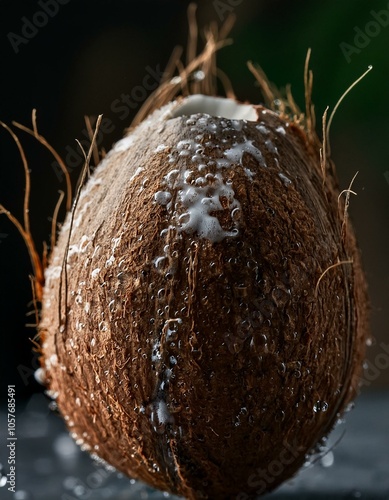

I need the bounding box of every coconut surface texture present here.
[40,95,368,499]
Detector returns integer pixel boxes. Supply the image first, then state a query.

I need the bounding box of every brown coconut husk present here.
[1,7,369,500]
[39,103,368,500]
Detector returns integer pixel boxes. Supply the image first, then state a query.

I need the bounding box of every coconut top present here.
[109,95,283,245]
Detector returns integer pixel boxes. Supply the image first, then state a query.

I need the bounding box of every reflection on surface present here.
[0,392,388,499]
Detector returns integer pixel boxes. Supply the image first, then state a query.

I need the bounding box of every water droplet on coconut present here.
[154,256,167,271]
[231,207,240,220]
[313,401,329,413]
[34,367,46,385]
[193,70,205,81]
[98,321,108,332]
[105,255,115,267]
[49,400,58,412]
[91,268,100,280]
[320,450,334,468]
[155,191,172,205]
[275,410,286,422]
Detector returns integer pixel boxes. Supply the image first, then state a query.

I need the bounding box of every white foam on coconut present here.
[256,124,270,135]
[177,171,240,242]
[155,96,278,243]
[79,235,91,253]
[130,166,144,182]
[91,268,100,280]
[279,172,292,186]
[163,168,240,243]
[154,191,172,205]
[265,139,278,155]
[155,400,174,426]
[217,140,266,169]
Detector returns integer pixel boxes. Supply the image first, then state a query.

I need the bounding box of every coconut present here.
[38,90,369,499]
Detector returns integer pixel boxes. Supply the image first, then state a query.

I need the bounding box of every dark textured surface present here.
[0,391,388,500]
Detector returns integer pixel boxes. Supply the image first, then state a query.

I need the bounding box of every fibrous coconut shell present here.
[40,95,368,499]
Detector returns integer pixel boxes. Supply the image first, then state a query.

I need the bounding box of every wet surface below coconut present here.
[0,392,388,499]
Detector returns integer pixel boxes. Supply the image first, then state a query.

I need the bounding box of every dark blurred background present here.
[0,0,388,407]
